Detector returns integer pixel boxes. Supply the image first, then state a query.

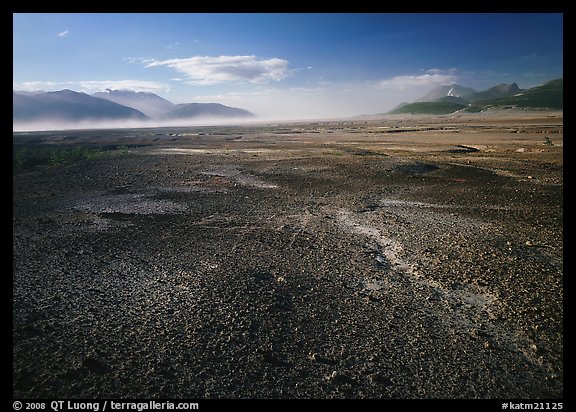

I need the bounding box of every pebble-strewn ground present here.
[13,112,563,398]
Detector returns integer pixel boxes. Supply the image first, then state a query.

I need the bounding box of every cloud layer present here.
[379,69,458,90]
[14,80,170,93]
[144,55,290,85]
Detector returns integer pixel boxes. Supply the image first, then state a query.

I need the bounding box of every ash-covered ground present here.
[13,112,563,398]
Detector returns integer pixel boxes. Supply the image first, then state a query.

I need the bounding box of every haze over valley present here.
[13,89,256,131]
[13,76,563,131]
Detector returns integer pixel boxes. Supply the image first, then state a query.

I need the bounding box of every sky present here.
[13,13,563,120]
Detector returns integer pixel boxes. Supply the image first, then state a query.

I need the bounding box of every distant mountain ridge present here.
[13,90,149,122]
[480,78,562,109]
[92,90,255,120]
[417,82,523,103]
[13,89,257,125]
[162,103,256,120]
[389,78,562,114]
[416,84,477,102]
[467,82,522,102]
[92,89,175,119]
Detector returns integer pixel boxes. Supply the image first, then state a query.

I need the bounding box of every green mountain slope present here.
[388,101,466,115]
[388,78,562,114]
[481,78,562,109]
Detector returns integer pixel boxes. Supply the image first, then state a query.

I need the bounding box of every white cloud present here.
[57,30,69,38]
[13,80,170,93]
[14,81,59,91]
[76,80,170,93]
[123,57,145,64]
[144,55,290,85]
[379,69,458,90]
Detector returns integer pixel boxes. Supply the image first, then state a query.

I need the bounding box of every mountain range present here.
[13,78,563,127]
[13,89,256,125]
[13,90,149,123]
[416,84,477,103]
[162,103,255,120]
[390,78,562,114]
[92,89,175,119]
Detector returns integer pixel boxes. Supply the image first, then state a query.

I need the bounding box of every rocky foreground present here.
[13,113,563,398]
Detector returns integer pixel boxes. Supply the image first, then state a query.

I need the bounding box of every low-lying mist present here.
[13,114,356,132]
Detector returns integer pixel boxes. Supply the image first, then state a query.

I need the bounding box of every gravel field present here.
[13,112,563,398]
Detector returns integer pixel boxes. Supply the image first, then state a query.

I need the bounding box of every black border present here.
[10,3,569,406]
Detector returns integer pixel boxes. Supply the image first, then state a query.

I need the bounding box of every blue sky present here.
[13,13,563,119]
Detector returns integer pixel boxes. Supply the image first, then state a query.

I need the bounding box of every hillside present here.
[416,84,476,102]
[480,78,563,109]
[388,101,467,115]
[467,83,522,102]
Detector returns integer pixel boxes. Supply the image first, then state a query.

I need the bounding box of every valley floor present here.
[13,112,563,398]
